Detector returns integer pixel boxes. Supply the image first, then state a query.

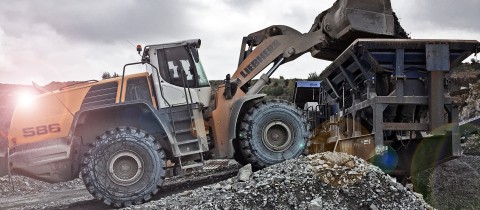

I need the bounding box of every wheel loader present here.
[5,0,478,207]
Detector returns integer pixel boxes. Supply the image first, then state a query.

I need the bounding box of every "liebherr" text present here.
[240,40,281,78]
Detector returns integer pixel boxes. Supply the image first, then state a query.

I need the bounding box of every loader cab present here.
[143,40,212,163]
[144,39,211,108]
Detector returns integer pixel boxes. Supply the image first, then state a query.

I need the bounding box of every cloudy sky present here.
[0,0,479,85]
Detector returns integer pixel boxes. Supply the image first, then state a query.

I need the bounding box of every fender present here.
[70,101,175,150]
[210,90,265,159]
[228,94,266,141]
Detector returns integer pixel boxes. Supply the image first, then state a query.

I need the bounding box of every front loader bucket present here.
[310,0,408,60]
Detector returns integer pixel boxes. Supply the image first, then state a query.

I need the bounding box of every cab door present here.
[154,46,211,108]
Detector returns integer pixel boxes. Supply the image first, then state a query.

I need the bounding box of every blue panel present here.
[404,52,426,64]
[370,51,395,64]
[296,81,321,88]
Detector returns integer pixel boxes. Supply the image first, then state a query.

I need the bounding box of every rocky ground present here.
[0,176,83,197]
[0,143,479,210]
[123,152,430,210]
[0,160,240,209]
[0,153,432,210]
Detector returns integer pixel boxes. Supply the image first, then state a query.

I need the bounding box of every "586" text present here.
[23,123,61,137]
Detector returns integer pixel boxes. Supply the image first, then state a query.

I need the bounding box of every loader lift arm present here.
[230,25,326,93]
[226,0,408,97]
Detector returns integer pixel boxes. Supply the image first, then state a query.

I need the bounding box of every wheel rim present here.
[107,150,144,186]
[262,121,293,152]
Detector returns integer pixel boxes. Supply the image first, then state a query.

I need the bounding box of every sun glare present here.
[16,91,36,107]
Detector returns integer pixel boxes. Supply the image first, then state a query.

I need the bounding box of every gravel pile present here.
[124,152,430,210]
[415,155,480,210]
[0,175,83,197]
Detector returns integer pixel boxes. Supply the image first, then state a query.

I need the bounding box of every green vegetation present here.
[101,72,120,80]
[260,72,320,100]
[209,72,321,100]
[453,58,480,72]
[306,72,321,81]
[260,77,294,100]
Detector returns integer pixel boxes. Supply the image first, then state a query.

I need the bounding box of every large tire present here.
[238,100,310,169]
[81,127,166,207]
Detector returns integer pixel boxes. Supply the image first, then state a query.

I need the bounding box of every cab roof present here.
[146,39,201,50]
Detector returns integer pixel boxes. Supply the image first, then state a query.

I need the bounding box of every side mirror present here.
[141,48,150,63]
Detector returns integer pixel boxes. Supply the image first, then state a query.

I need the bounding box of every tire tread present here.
[81,126,166,207]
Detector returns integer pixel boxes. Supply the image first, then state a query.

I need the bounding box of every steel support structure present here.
[318,39,478,174]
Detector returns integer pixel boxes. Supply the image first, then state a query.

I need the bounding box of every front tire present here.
[81,127,166,207]
[238,100,310,169]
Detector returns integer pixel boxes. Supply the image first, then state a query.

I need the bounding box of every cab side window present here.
[125,77,152,103]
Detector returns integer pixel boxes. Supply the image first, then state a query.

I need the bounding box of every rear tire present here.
[81,127,166,207]
[238,100,310,169]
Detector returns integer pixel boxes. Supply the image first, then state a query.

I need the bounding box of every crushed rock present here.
[415,155,480,210]
[237,164,252,182]
[0,175,83,197]
[123,152,431,210]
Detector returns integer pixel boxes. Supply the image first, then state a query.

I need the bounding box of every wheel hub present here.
[108,151,144,186]
[262,121,293,152]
